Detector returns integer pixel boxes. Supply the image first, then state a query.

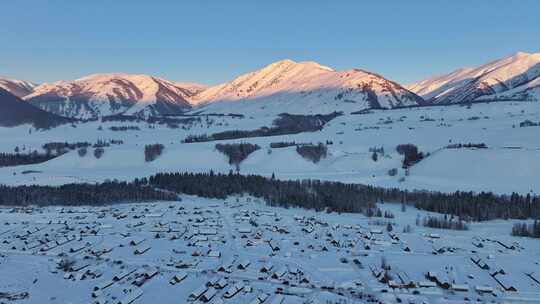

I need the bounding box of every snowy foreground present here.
[0,196,539,304]
[0,101,539,195]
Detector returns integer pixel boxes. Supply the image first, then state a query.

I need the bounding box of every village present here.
[0,196,539,304]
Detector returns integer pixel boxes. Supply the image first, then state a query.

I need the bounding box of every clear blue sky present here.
[1,0,539,85]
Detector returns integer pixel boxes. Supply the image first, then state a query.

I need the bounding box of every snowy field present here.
[0,101,539,195]
[0,196,539,304]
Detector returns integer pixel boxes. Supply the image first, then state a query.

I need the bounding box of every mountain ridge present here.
[4,52,539,119]
[407,52,540,104]
[191,59,425,115]
[0,78,36,98]
[24,73,201,119]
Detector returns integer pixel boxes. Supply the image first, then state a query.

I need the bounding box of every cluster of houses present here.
[470,254,515,292]
[2,199,540,304]
[189,278,248,302]
[362,243,533,298]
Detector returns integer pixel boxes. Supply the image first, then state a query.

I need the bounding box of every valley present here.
[1,51,540,304]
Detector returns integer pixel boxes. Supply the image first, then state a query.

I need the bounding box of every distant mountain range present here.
[0,78,36,98]
[407,51,540,104]
[0,51,538,120]
[0,88,72,129]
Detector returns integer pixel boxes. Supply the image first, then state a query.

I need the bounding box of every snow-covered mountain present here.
[24,73,197,119]
[191,59,425,115]
[0,77,36,98]
[407,52,540,104]
[174,82,208,95]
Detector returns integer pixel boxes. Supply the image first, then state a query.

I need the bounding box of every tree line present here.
[42,141,91,155]
[0,181,177,207]
[270,141,298,149]
[0,151,58,168]
[42,140,123,155]
[109,126,141,131]
[422,215,469,230]
[446,142,487,149]
[0,171,538,222]
[101,113,200,127]
[145,172,539,221]
[0,140,125,167]
[511,220,540,238]
[146,171,377,214]
[412,191,540,221]
[183,112,341,143]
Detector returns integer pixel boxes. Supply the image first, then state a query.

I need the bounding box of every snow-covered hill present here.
[0,77,36,98]
[0,88,71,129]
[24,73,198,119]
[3,99,539,194]
[407,52,540,104]
[191,59,425,115]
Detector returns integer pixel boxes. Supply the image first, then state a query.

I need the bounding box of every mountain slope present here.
[191,59,425,115]
[407,52,540,104]
[174,82,208,95]
[24,73,195,119]
[0,88,72,129]
[0,77,36,98]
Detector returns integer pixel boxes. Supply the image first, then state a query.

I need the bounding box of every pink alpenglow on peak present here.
[24,73,204,119]
[191,59,424,115]
[407,51,540,104]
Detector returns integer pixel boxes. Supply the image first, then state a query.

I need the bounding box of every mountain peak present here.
[511,51,540,59]
[513,51,530,57]
[0,77,36,98]
[25,73,194,119]
[191,59,423,114]
[264,59,334,72]
[268,59,295,66]
[409,51,540,103]
[503,51,540,63]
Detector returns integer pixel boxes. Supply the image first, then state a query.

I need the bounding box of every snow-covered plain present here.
[0,101,539,195]
[1,196,539,304]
